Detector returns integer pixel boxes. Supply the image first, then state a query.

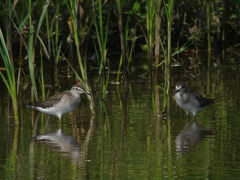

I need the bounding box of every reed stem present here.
[115,0,127,76]
[0,28,19,124]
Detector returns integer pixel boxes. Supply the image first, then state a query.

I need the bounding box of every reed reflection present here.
[175,122,213,153]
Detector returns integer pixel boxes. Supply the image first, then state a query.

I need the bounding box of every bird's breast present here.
[175,93,184,104]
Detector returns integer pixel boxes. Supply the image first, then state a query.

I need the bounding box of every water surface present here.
[0,63,240,180]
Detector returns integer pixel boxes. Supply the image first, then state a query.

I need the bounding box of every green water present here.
[0,65,240,180]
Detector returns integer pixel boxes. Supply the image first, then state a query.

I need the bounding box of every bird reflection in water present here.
[33,129,82,164]
[175,122,213,153]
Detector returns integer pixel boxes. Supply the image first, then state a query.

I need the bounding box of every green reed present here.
[115,0,128,76]
[207,0,212,95]
[93,0,110,74]
[68,0,85,82]
[164,0,175,70]
[116,2,134,81]
[0,28,19,124]
[163,0,175,111]
[45,0,61,86]
[172,30,205,58]
[206,0,212,69]
[54,1,60,86]
[27,0,50,101]
[1,0,235,115]
[67,0,95,113]
[27,0,37,101]
[40,47,45,100]
[154,0,162,67]
[45,8,51,57]
[124,17,135,71]
[92,0,111,98]
[68,0,90,91]
[146,0,155,67]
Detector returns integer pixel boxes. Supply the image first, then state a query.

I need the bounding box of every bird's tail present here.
[210,98,216,103]
[208,98,216,105]
[201,98,215,107]
[26,103,36,109]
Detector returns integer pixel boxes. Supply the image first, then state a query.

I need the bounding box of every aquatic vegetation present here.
[0,29,19,124]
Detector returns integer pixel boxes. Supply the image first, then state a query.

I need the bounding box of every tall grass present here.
[115,0,128,77]
[68,0,86,82]
[124,17,137,71]
[206,0,211,69]
[206,0,212,95]
[0,28,19,124]
[40,47,45,100]
[27,0,50,101]
[154,0,162,67]
[45,0,61,86]
[146,0,155,69]
[27,0,37,101]
[92,0,111,98]
[67,0,95,113]
[0,0,235,117]
[163,0,175,111]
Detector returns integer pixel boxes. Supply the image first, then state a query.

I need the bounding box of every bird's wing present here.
[191,90,204,101]
[189,89,214,107]
[35,91,71,108]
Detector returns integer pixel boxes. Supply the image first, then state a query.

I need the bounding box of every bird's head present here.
[175,83,186,93]
[71,84,91,96]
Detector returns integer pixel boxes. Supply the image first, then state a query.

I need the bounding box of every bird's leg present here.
[57,119,62,128]
[194,115,196,122]
[186,111,190,122]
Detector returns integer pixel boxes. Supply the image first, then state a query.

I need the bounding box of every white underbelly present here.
[36,100,80,118]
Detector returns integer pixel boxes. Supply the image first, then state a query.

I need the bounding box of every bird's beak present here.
[85,91,92,96]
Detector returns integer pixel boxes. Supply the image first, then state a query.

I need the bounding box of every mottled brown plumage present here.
[32,91,71,109]
[27,84,91,119]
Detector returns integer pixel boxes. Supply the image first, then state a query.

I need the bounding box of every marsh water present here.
[0,58,240,180]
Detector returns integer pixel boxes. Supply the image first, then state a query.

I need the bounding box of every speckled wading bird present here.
[174,83,215,120]
[27,84,91,119]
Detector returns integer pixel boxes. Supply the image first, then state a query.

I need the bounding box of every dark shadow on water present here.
[175,122,213,153]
